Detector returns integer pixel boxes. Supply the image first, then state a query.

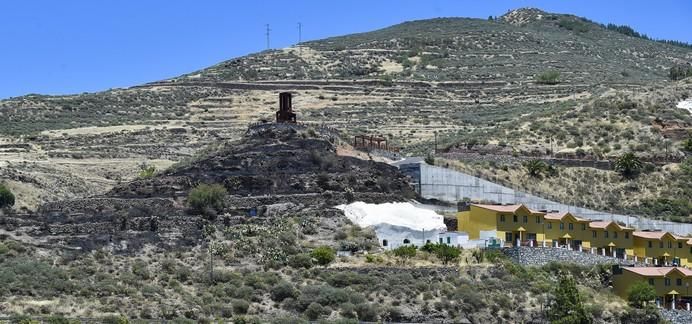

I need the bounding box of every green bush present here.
[288,253,313,269]
[310,246,335,267]
[138,164,157,179]
[614,152,642,178]
[627,281,656,308]
[232,299,250,314]
[392,245,417,261]
[304,302,326,320]
[0,183,15,209]
[271,281,298,302]
[187,183,227,215]
[535,71,560,85]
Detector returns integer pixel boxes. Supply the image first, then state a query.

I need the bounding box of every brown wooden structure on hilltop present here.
[276,92,297,123]
[353,134,398,152]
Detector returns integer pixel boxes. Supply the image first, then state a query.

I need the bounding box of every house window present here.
[581,224,586,231]
[677,278,683,286]
[625,232,629,239]
[648,241,652,248]
[648,278,655,285]
[592,231,597,238]
[500,215,505,222]
[513,215,518,223]
[660,242,664,248]
[523,215,528,224]
[439,238,443,244]
[382,239,388,247]
[568,223,574,230]
[536,216,541,224]
[547,223,552,229]
[604,231,609,238]
[559,223,564,230]
[447,237,451,244]
[613,232,618,239]
[679,242,683,249]
[665,278,671,286]
[668,241,672,249]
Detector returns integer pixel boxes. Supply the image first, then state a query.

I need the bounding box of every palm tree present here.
[524,159,547,177]
[614,152,643,177]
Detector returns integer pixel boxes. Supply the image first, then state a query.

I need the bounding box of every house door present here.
[615,248,625,259]
[573,240,582,250]
[505,232,513,246]
[527,233,537,246]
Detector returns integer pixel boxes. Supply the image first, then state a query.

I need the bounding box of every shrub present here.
[354,303,379,321]
[435,244,461,265]
[187,183,227,215]
[271,281,298,302]
[392,245,417,262]
[310,246,335,267]
[288,253,313,269]
[627,281,656,308]
[304,302,326,320]
[138,164,157,179]
[535,71,560,84]
[0,183,15,209]
[232,299,250,314]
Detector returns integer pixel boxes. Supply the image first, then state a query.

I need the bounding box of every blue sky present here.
[0,0,690,99]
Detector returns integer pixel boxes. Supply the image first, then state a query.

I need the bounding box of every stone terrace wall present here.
[503,246,643,267]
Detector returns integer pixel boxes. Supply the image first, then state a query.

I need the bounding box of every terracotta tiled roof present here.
[589,221,633,231]
[472,204,544,214]
[544,212,590,222]
[633,231,670,240]
[623,267,692,277]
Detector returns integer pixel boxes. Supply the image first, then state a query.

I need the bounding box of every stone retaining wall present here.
[502,246,642,267]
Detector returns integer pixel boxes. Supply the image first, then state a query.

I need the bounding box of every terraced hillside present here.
[0,8,691,212]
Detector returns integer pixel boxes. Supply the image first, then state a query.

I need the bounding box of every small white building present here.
[436,231,469,247]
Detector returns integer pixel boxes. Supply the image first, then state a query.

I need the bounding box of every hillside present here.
[0,7,691,219]
[0,124,653,322]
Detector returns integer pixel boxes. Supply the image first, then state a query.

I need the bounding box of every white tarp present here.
[335,201,448,249]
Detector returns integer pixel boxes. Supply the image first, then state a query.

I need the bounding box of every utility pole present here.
[434,131,438,154]
[265,24,271,50]
[298,22,302,43]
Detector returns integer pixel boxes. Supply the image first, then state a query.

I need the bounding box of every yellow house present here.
[587,221,635,258]
[543,212,592,249]
[633,232,691,266]
[613,267,692,309]
[457,204,546,246]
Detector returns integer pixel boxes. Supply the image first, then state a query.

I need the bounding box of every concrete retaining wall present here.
[398,162,692,235]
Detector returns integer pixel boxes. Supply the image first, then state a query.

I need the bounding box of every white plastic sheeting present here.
[677,100,692,114]
[336,201,448,249]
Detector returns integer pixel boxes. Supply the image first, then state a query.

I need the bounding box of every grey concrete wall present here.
[400,163,692,235]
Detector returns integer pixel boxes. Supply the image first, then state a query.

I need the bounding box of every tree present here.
[614,152,643,178]
[392,245,417,263]
[548,273,591,324]
[187,183,227,216]
[0,184,15,209]
[524,159,547,177]
[311,246,335,267]
[683,135,692,152]
[627,281,656,308]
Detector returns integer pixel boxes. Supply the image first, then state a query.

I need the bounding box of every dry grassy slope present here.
[0,8,691,210]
